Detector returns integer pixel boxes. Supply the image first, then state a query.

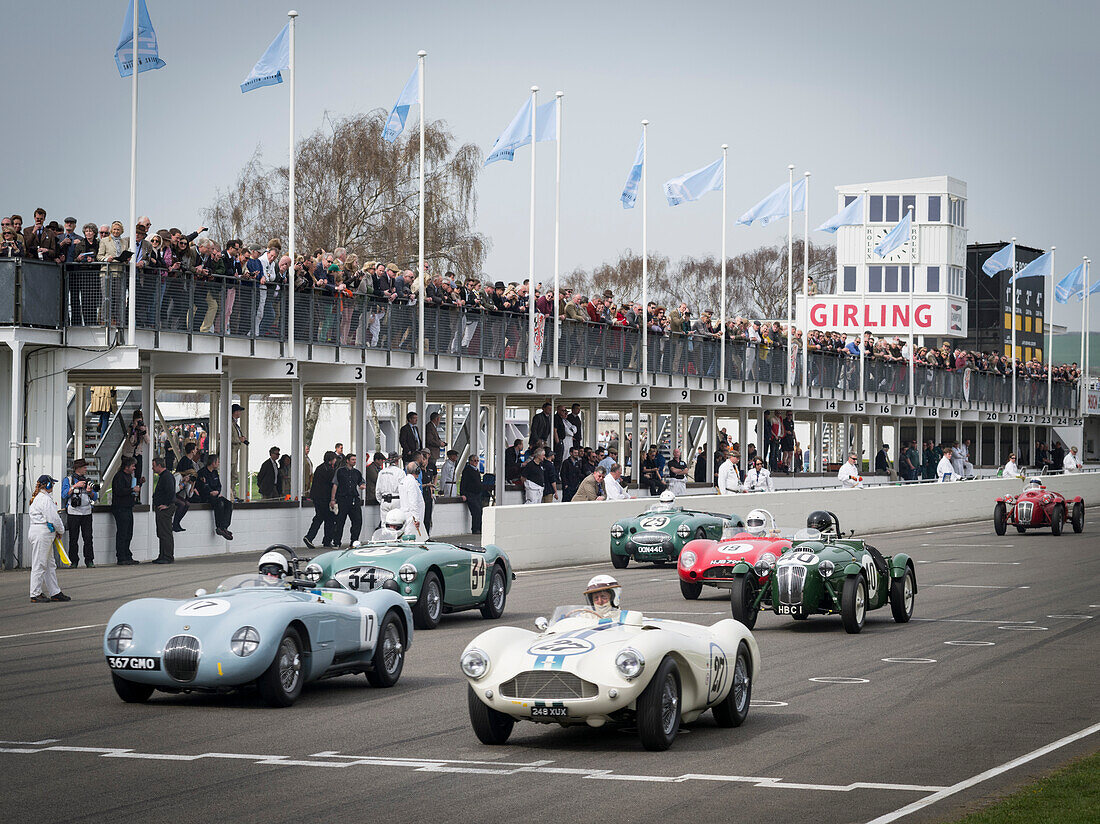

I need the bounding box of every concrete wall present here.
[484,471,1100,571]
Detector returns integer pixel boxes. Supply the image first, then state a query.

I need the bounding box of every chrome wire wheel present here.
[278,638,301,692]
[426,578,442,621]
[381,622,403,675]
[660,673,679,735]
[732,655,749,714]
[490,573,505,611]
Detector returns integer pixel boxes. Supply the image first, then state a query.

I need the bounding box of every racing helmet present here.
[745,509,769,537]
[583,575,622,613]
[659,490,676,504]
[1026,477,1043,489]
[257,550,289,578]
[806,510,836,536]
[384,508,406,529]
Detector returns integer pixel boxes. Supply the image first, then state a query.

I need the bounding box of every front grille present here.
[163,635,201,682]
[500,671,598,700]
[631,532,669,546]
[1015,502,1033,524]
[777,565,807,606]
[704,566,737,579]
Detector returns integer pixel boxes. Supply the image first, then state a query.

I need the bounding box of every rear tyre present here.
[730,576,759,630]
[467,685,514,745]
[365,612,405,688]
[610,550,629,570]
[1051,504,1065,536]
[889,567,915,623]
[479,564,507,619]
[841,575,867,634]
[679,580,703,600]
[712,643,752,728]
[256,627,304,707]
[637,656,681,751]
[1072,502,1085,534]
[413,570,443,630]
[111,674,154,703]
[993,503,1007,536]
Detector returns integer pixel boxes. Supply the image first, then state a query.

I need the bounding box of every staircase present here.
[65,416,105,489]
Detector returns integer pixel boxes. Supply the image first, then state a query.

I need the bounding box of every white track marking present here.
[864,720,1100,824]
[645,611,725,615]
[930,584,1026,590]
[0,742,947,792]
[810,677,870,684]
[919,545,1013,549]
[997,625,1047,631]
[944,641,995,646]
[917,560,1020,565]
[751,700,789,708]
[881,658,936,664]
[515,563,606,576]
[0,624,104,641]
[1047,614,1092,619]
[913,618,1033,624]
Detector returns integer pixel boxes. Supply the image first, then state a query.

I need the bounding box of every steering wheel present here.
[564,608,600,618]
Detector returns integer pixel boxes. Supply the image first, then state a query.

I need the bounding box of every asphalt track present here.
[1,521,1097,824]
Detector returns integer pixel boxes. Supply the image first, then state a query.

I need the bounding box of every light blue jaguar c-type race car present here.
[103,546,413,706]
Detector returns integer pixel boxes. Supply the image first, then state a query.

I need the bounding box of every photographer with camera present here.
[121,410,149,479]
[111,457,143,564]
[61,458,99,568]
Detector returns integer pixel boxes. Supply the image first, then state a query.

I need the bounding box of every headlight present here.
[754,552,777,577]
[610,524,624,539]
[615,648,645,680]
[399,563,417,583]
[460,648,489,679]
[1042,494,1052,504]
[818,559,835,578]
[1004,496,1015,505]
[677,524,691,539]
[679,550,697,568]
[304,563,323,582]
[107,623,133,654]
[230,626,261,657]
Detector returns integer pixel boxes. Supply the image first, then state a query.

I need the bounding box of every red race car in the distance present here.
[677,509,819,600]
[994,478,1085,536]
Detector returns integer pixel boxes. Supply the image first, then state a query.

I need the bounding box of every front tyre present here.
[467,685,514,745]
[637,656,681,751]
[712,643,751,728]
[730,575,759,630]
[993,503,1007,536]
[679,579,703,600]
[841,575,867,634]
[889,567,915,623]
[480,564,507,619]
[111,674,154,703]
[1072,502,1085,533]
[610,549,629,570]
[365,612,405,687]
[413,570,443,630]
[257,627,304,707]
[1051,504,1065,536]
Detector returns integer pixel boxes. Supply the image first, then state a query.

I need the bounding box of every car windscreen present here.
[215,574,286,593]
[548,605,601,626]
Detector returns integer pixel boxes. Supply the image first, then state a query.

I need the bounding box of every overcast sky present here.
[4,0,1098,332]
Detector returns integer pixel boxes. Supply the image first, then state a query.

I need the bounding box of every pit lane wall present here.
[484,472,1100,571]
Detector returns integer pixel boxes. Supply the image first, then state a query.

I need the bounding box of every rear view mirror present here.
[534,616,549,632]
[195,588,207,597]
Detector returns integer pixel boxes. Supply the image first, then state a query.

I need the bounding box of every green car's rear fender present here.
[889,554,917,591]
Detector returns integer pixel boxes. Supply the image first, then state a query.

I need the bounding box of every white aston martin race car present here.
[460,603,760,751]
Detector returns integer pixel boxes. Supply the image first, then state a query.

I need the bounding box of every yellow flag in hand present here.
[53,536,72,567]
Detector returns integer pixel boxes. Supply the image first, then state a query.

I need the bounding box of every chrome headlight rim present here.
[679,550,697,568]
[398,563,418,583]
[615,647,646,680]
[817,559,836,578]
[676,524,691,539]
[610,523,624,539]
[230,626,261,657]
[754,552,777,577]
[107,623,133,654]
[303,563,323,582]
[460,648,490,680]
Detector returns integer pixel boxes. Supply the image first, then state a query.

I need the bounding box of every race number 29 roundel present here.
[638,515,670,529]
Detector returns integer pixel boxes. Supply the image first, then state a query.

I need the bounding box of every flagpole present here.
[1011,237,1017,414]
[417,49,426,369]
[528,86,538,377]
[720,145,728,384]
[907,205,915,408]
[287,10,298,357]
[1047,246,1055,414]
[801,171,810,397]
[860,188,868,403]
[641,120,649,385]
[127,1,138,341]
[787,164,794,388]
[553,91,563,378]
[1083,258,1090,419]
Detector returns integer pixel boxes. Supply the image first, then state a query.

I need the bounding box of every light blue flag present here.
[1010,252,1052,283]
[981,242,1014,277]
[816,195,864,233]
[1090,278,1100,295]
[737,177,806,226]
[382,65,419,143]
[484,99,557,166]
[1054,264,1085,303]
[873,212,912,258]
[620,132,644,210]
[115,0,165,77]
[241,23,290,93]
[663,157,724,207]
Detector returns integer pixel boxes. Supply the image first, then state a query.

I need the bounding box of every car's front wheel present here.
[1051,504,1065,536]
[610,549,629,569]
[480,564,507,619]
[1072,502,1085,534]
[467,685,514,745]
[257,627,305,707]
[993,503,1007,536]
[679,579,702,600]
[730,575,759,629]
[712,643,751,728]
[637,656,681,751]
[365,612,405,687]
[889,567,915,623]
[413,570,443,630]
[841,575,867,634]
[111,674,154,703]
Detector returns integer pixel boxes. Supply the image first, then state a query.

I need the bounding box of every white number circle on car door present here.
[470,556,487,597]
[860,553,879,598]
[638,515,670,529]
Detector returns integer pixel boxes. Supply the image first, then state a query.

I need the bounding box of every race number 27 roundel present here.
[527,637,594,656]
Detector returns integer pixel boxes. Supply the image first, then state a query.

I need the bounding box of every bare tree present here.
[205,110,489,273]
[565,250,674,304]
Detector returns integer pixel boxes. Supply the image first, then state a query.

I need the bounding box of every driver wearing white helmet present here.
[371,508,412,542]
[583,575,623,620]
[647,489,680,513]
[257,550,289,580]
[743,508,772,537]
